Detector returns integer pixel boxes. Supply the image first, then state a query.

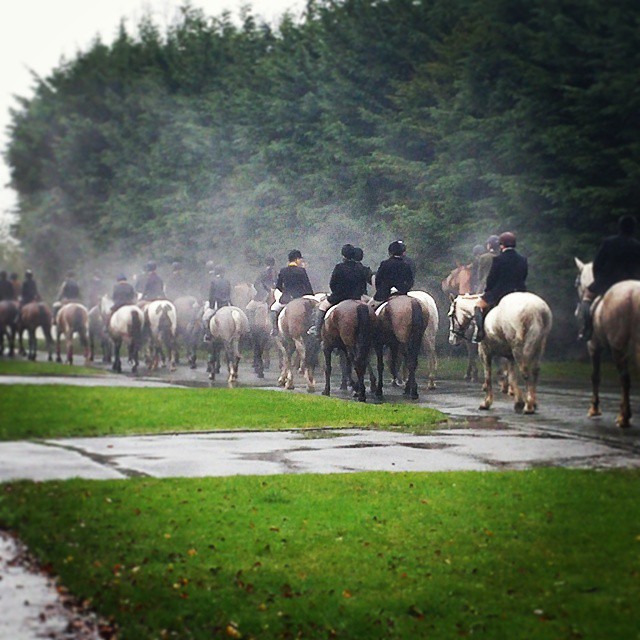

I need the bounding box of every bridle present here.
[448,297,471,342]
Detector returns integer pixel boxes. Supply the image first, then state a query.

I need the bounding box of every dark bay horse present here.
[0,300,20,357]
[374,295,427,400]
[55,302,90,365]
[108,304,145,374]
[18,302,54,361]
[174,295,202,369]
[277,296,321,392]
[321,299,374,402]
[245,299,273,378]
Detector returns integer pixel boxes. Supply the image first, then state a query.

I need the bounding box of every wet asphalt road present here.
[2,354,639,481]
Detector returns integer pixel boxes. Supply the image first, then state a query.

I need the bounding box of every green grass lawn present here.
[0,358,105,377]
[1,469,638,639]
[0,385,445,440]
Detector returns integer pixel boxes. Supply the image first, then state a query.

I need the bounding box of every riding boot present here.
[307,308,326,337]
[472,306,485,344]
[578,300,593,342]
[270,310,279,337]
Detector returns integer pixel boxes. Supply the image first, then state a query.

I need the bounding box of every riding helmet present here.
[145,260,157,272]
[472,244,484,257]
[116,273,127,281]
[352,247,364,261]
[341,244,356,260]
[288,249,303,262]
[486,235,500,251]
[388,240,406,256]
[499,231,517,248]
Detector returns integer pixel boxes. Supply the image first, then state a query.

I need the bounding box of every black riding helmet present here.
[499,231,517,248]
[341,244,356,260]
[388,240,406,256]
[288,249,303,262]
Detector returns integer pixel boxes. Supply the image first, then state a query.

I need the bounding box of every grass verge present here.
[1,469,638,639]
[0,386,445,440]
[0,359,105,377]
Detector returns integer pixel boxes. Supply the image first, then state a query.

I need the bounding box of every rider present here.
[20,269,41,306]
[111,274,137,312]
[474,235,501,295]
[9,273,21,300]
[140,261,165,301]
[472,231,528,343]
[371,240,414,307]
[254,257,278,303]
[578,214,640,341]
[352,247,374,299]
[53,269,82,323]
[202,265,233,341]
[0,271,15,301]
[270,250,314,336]
[308,244,370,337]
[469,244,486,294]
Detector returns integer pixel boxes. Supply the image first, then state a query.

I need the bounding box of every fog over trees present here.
[5,0,639,354]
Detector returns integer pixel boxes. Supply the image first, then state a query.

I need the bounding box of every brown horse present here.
[55,302,90,365]
[575,261,640,428]
[277,296,321,392]
[18,302,54,361]
[0,300,20,357]
[321,300,374,402]
[441,264,479,382]
[374,295,427,400]
[231,282,257,310]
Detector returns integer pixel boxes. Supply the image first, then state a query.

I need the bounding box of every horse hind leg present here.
[612,350,631,428]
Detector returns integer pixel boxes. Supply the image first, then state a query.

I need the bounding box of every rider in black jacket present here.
[372,240,414,304]
[472,231,528,343]
[308,244,369,336]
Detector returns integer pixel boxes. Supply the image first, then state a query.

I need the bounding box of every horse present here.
[441,263,473,296]
[207,305,249,384]
[373,295,427,400]
[408,290,439,390]
[245,299,272,378]
[276,296,321,392]
[448,292,552,413]
[0,300,20,357]
[18,302,54,362]
[575,258,640,428]
[232,282,257,310]
[441,264,479,382]
[55,302,90,365]
[88,299,113,363]
[321,300,374,402]
[174,295,202,369]
[143,299,178,372]
[108,304,145,374]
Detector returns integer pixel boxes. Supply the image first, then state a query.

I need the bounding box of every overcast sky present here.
[1,0,305,222]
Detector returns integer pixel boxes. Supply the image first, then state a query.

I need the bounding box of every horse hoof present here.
[514,402,525,414]
[479,403,490,411]
[588,407,602,418]
[257,373,264,379]
[523,408,535,415]
[616,416,631,429]
[322,389,330,396]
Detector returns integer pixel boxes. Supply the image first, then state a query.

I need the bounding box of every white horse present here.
[448,292,552,413]
[108,304,145,374]
[575,258,640,428]
[143,299,178,372]
[408,290,439,389]
[208,305,250,384]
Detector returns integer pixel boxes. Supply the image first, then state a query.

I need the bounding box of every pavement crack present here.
[39,441,151,478]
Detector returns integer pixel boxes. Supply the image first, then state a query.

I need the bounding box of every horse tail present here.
[131,308,143,347]
[355,302,372,363]
[408,298,425,360]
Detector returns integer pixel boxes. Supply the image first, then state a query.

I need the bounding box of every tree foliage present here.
[5,0,639,350]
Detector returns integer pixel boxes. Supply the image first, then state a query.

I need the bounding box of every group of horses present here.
[2,259,638,426]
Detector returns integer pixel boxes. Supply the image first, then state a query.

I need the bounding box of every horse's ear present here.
[455,260,461,267]
[449,293,455,302]
[574,257,584,270]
